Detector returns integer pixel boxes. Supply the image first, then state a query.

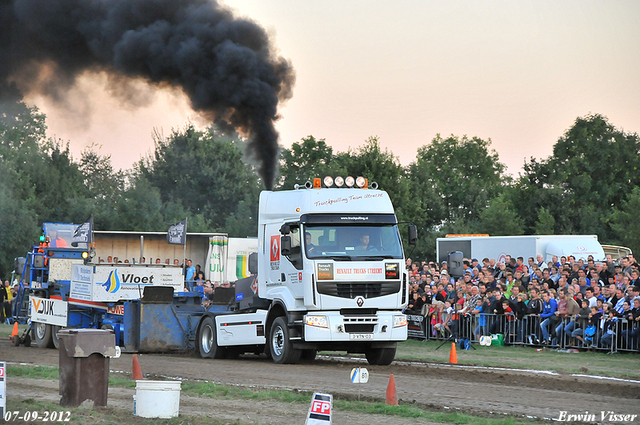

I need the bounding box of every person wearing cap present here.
[469,258,479,272]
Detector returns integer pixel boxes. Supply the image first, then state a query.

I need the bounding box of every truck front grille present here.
[345,323,375,333]
[317,281,400,299]
[344,315,378,333]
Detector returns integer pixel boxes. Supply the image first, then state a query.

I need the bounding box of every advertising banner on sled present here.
[29,296,68,327]
[70,264,183,302]
[406,314,427,340]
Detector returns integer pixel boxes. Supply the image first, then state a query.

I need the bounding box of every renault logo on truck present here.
[355,296,365,307]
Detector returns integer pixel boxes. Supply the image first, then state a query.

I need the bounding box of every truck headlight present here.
[305,315,328,328]
[393,315,407,328]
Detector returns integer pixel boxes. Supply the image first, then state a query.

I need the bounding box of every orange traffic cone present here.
[385,374,398,406]
[10,321,18,338]
[449,342,457,364]
[132,354,143,380]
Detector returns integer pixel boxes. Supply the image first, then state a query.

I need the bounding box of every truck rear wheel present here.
[365,345,396,366]
[198,316,226,359]
[51,326,62,349]
[35,322,53,348]
[270,317,301,364]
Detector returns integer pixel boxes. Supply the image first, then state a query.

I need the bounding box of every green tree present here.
[477,194,525,236]
[140,125,261,233]
[78,144,126,229]
[278,136,339,189]
[0,97,49,278]
[336,137,414,218]
[115,174,165,231]
[0,171,39,279]
[409,134,506,227]
[610,187,640,255]
[516,114,640,240]
[34,140,91,223]
[534,207,556,235]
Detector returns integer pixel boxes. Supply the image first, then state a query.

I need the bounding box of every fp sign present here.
[305,392,332,424]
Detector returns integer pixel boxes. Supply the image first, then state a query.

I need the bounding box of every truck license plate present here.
[349,333,374,340]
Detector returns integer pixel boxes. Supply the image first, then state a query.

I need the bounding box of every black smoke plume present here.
[0,0,295,189]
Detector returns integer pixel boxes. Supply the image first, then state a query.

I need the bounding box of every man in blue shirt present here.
[185,259,196,290]
[539,290,558,344]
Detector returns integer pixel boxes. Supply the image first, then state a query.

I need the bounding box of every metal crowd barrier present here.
[406,310,639,353]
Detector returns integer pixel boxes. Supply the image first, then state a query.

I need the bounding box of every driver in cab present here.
[357,233,375,251]
[305,232,316,255]
[48,229,68,248]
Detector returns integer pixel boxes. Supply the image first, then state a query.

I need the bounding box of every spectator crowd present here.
[403,253,640,352]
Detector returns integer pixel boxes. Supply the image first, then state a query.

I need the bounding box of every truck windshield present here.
[303,224,403,260]
[43,223,88,250]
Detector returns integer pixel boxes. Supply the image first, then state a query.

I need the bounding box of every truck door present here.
[269,224,304,299]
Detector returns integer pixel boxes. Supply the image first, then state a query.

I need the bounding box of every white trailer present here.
[436,235,606,265]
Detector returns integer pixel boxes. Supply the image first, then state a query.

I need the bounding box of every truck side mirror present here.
[279,224,291,235]
[408,224,417,246]
[248,252,258,275]
[14,257,26,275]
[281,235,291,256]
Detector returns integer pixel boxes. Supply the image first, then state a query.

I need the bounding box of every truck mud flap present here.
[141,286,174,303]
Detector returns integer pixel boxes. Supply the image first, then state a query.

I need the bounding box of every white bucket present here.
[134,380,181,418]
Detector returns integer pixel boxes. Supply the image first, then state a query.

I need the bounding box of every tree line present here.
[1,96,639,279]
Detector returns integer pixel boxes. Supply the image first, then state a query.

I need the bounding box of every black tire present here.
[34,322,53,348]
[51,326,62,349]
[270,317,301,364]
[23,333,31,347]
[365,345,397,366]
[300,349,317,362]
[198,316,226,359]
[12,335,21,346]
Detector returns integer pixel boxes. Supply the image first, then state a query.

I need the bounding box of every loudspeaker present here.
[447,251,464,278]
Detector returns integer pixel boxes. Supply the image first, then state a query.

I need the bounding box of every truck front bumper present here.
[303,311,407,343]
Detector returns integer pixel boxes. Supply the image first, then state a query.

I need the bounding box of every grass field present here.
[3,322,638,424]
[394,339,640,379]
[6,364,534,425]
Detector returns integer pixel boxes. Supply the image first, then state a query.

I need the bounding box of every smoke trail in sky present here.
[0,0,295,189]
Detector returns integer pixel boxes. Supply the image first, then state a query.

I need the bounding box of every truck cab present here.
[234,180,412,364]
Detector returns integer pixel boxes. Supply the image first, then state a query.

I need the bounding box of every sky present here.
[27,0,640,177]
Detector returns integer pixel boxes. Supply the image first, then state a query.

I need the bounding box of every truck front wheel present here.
[198,316,226,359]
[270,317,301,364]
[365,345,396,366]
[34,322,53,348]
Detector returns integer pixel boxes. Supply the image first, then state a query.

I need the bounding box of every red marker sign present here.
[270,235,280,261]
[305,392,332,424]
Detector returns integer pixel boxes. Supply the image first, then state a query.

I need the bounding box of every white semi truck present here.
[436,234,606,265]
[14,178,413,365]
[197,178,414,364]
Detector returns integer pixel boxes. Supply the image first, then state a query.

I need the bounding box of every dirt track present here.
[2,338,639,424]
